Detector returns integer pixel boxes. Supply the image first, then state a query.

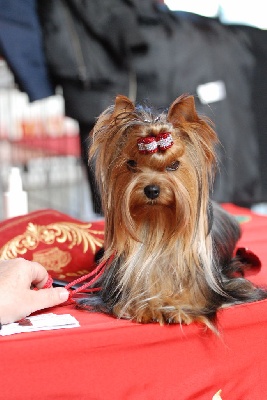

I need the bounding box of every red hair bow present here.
[137,132,173,154]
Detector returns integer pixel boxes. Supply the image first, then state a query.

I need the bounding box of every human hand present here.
[0,258,69,325]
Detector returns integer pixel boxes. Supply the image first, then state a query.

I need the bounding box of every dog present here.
[80,94,267,331]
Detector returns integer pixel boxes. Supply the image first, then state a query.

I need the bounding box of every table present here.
[1,204,267,399]
[1,300,267,400]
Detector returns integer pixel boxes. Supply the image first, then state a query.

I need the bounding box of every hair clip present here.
[137,132,173,154]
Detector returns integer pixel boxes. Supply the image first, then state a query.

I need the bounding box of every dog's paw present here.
[114,303,194,325]
[138,309,194,325]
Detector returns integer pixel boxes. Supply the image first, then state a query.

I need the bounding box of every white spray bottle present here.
[3,167,28,219]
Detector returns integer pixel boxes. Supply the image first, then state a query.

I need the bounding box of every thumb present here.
[29,287,69,313]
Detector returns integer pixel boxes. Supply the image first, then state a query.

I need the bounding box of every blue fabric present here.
[0,0,54,101]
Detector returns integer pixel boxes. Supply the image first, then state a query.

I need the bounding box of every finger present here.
[0,288,69,325]
[28,261,50,288]
[28,287,69,313]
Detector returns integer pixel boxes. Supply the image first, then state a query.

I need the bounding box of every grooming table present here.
[1,204,267,400]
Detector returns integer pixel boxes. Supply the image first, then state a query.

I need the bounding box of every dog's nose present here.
[144,185,160,200]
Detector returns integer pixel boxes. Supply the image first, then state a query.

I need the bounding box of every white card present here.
[0,313,80,336]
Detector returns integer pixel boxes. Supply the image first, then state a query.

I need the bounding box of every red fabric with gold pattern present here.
[0,209,104,282]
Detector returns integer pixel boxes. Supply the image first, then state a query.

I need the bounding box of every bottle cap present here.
[7,167,23,192]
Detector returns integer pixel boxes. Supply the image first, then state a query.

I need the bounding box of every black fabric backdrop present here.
[2,0,267,209]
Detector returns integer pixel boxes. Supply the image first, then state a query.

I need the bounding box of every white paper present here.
[0,313,80,336]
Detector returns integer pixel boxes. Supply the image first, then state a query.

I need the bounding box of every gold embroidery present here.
[32,247,72,272]
[57,269,93,280]
[0,221,104,260]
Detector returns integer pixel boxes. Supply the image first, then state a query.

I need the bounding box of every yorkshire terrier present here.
[81,94,267,330]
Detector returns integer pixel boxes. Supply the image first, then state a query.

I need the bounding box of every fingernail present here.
[59,289,69,301]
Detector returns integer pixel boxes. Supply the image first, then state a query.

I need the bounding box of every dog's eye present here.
[166,160,180,171]
[127,160,137,171]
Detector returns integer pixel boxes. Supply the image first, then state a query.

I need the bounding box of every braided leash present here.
[44,254,114,304]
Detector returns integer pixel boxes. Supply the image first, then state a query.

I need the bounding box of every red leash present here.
[65,256,110,302]
[43,254,115,303]
[16,256,114,326]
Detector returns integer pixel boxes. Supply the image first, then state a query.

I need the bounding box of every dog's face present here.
[90,94,217,250]
[120,122,186,214]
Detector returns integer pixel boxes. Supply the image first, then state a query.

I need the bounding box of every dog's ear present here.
[167,95,199,126]
[113,95,135,118]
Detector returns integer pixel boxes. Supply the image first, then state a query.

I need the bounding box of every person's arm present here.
[0,258,69,325]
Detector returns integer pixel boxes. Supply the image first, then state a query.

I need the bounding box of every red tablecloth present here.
[1,204,267,400]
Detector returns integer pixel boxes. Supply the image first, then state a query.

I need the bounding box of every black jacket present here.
[37,0,175,122]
